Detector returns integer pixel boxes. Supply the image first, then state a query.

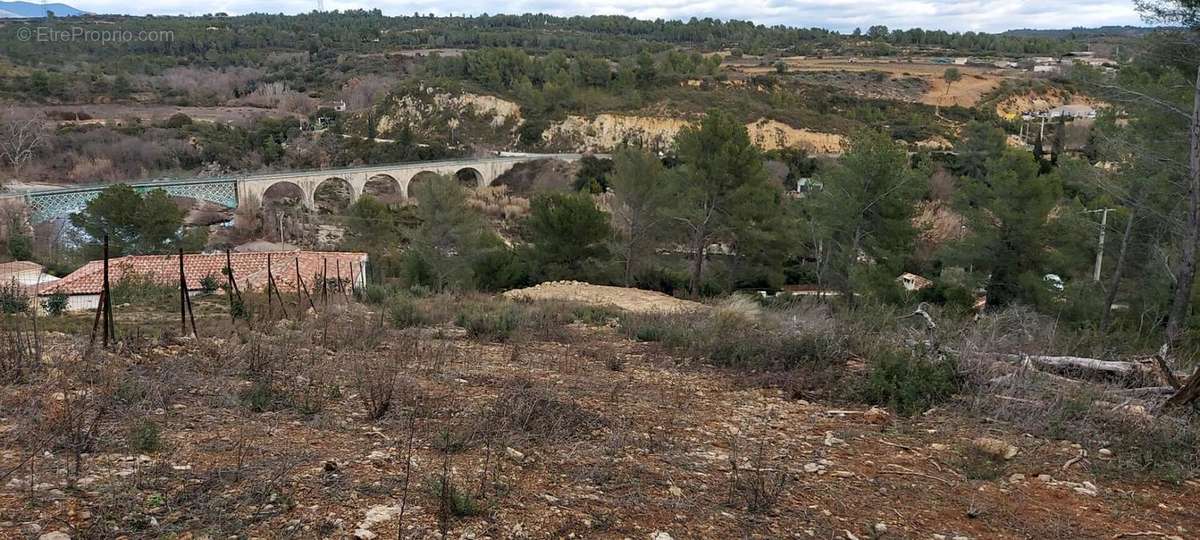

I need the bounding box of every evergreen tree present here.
[811,130,927,297]
[668,110,776,296]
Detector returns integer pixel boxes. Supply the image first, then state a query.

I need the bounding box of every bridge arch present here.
[406,171,442,200]
[363,174,403,204]
[262,181,306,208]
[314,177,354,214]
[454,167,484,188]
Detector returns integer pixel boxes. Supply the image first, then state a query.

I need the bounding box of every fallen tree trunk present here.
[973,352,1164,383]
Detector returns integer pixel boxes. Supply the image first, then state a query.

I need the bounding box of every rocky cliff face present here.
[543,114,846,155]
[371,86,524,147]
[541,114,691,153]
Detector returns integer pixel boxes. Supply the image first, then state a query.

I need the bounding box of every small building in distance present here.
[0,261,58,289]
[896,272,934,292]
[40,250,368,312]
[0,261,60,313]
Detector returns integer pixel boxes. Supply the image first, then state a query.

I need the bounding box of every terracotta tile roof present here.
[42,251,367,296]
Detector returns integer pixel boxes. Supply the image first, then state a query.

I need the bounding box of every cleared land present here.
[1,292,1196,539]
[728,57,1013,108]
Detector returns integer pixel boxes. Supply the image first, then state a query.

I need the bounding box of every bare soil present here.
[1,303,1196,539]
[728,57,1013,108]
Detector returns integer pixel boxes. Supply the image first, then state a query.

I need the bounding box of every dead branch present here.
[1062,449,1087,471]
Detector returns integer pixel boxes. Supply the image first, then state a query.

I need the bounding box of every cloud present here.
[70,0,1145,33]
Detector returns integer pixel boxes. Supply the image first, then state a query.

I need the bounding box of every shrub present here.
[0,283,30,314]
[571,304,621,325]
[355,283,393,305]
[128,419,163,453]
[474,378,604,445]
[199,274,220,294]
[112,272,176,309]
[387,295,428,328]
[241,381,281,412]
[859,348,960,417]
[619,312,691,348]
[455,303,519,341]
[42,292,69,316]
[426,474,482,518]
[350,338,415,420]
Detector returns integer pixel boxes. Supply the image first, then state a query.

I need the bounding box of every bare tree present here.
[0,108,47,182]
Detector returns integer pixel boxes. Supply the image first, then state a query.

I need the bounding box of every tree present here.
[608,146,671,285]
[940,67,962,113]
[669,110,773,296]
[0,107,46,180]
[1130,0,1200,405]
[404,175,488,290]
[953,121,1008,181]
[70,184,187,256]
[950,149,1064,309]
[811,130,927,296]
[573,155,614,193]
[525,192,611,281]
[1135,0,1200,27]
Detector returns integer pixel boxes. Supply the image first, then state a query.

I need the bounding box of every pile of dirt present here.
[503,280,704,314]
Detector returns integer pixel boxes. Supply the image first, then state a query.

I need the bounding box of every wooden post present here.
[179,249,187,336]
[267,252,288,319]
[267,252,274,319]
[178,249,197,337]
[225,249,242,322]
[335,260,342,296]
[294,257,303,318]
[322,258,328,306]
[89,289,105,347]
[101,233,113,347]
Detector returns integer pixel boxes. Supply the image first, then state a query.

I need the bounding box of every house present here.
[0,261,57,288]
[896,272,933,292]
[0,261,60,313]
[40,250,368,312]
[1033,65,1061,74]
[1044,104,1096,119]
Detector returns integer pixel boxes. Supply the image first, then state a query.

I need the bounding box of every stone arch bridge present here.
[20,154,584,223]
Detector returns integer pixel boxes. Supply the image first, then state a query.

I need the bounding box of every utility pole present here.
[1085,208,1112,282]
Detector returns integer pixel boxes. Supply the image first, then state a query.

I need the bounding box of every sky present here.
[66,0,1147,33]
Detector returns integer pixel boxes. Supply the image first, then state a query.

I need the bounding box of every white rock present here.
[803,463,822,473]
[1037,474,1053,482]
[668,486,682,497]
[1098,448,1112,457]
[357,505,402,530]
[505,447,525,462]
[39,532,71,540]
[353,529,377,540]
[874,523,888,533]
[651,532,673,540]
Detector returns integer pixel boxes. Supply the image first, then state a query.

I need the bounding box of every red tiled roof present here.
[42,251,368,296]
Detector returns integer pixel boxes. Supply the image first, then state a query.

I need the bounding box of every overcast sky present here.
[67,0,1147,33]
